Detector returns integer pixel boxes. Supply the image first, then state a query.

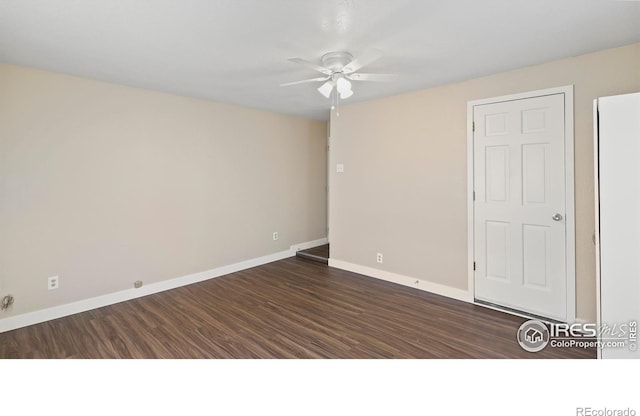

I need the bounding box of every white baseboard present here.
[328,259,472,303]
[0,238,326,333]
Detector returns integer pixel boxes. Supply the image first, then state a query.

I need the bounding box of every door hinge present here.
[472,121,475,132]
[473,191,475,201]
[473,261,476,271]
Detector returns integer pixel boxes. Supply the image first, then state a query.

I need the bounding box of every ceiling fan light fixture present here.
[339,88,353,99]
[317,81,334,98]
[336,77,352,99]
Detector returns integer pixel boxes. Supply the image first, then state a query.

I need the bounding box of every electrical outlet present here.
[376,253,383,263]
[336,164,344,173]
[48,276,59,290]
[134,280,143,289]
[273,231,278,241]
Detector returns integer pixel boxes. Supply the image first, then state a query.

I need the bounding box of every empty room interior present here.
[1,0,640,361]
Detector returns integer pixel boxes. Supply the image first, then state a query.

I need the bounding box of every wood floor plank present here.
[0,257,595,359]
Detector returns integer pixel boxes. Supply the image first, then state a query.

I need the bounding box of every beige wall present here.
[0,63,327,318]
[329,43,640,322]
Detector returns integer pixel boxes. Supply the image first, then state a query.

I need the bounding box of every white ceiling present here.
[1,1,639,120]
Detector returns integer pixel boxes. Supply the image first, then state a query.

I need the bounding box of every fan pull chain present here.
[332,87,340,117]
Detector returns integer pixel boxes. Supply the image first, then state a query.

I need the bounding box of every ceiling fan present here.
[281,50,395,101]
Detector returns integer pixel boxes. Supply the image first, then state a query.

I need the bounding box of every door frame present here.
[466,85,575,323]
[327,118,331,244]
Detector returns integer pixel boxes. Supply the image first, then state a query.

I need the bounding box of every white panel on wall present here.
[595,92,640,359]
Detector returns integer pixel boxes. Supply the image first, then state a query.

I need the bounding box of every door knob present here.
[552,213,563,221]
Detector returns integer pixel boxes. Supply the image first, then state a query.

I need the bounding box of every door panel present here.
[485,113,509,136]
[485,146,509,203]
[522,224,550,289]
[522,108,547,133]
[485,221,508,281]
[474,93,566,321]
[522,144,548,205]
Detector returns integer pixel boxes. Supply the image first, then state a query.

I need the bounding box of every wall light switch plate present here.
[336,164,344,173]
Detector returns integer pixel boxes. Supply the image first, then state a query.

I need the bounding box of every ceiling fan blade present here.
[288,58,333,75]
[342,49,383,74]
[280,76,330,87]
[347,73,396,82]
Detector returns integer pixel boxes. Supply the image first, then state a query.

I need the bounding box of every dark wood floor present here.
[0,257,595,358]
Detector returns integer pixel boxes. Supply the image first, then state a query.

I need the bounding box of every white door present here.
[473,93,567,321]
[596,93,640,358]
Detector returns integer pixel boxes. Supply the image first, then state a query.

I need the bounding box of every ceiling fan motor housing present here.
[321,51,353,72]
